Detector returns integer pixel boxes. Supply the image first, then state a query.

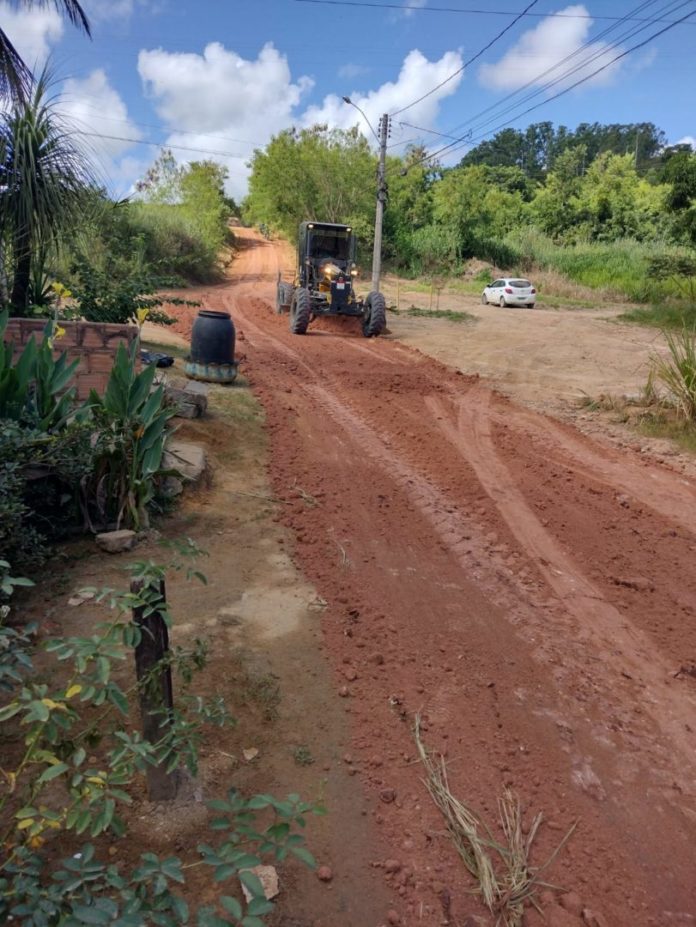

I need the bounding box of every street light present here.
[342,96,380,144]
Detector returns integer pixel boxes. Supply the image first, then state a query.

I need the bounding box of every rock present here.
[67,590,95,607]
[240,865,279,902]
[343,667,358,681]
[338,686,350,698]
[582,910,609,927]
[166,381,208,419]
[379,788,397,803]
[96,530,137,554]
[243,748,259,762]
[560,892,584,916]
[387,911,401,925]
[384,859,401,873]
[162,440,209,486]
[317,866,333,882]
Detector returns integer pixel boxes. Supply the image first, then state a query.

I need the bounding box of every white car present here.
[482,277,536,308]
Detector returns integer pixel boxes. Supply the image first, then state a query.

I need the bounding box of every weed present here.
[650,326,696,420]
[414,717,575,927]
[292,744,315,767]
[244,670,282,722]
[620,301,696,329]
[389,305,474,323]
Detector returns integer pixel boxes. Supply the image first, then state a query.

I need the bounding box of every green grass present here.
[292,744,315,767]
[638,415,696,453]
[389,305,475,323]
[619,302,696,330]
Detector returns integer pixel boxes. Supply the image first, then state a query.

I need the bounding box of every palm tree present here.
[1,1,90,102]
[0,71,94,312]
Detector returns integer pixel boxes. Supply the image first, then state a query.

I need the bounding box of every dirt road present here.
[167,229,696,926]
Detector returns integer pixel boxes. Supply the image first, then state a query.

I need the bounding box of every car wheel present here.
[481,292,488,305]
[526,302,535,308]
[498,296,506,308]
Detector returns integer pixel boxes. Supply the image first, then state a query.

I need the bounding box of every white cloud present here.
[478,4,624,92]
[303,48,464,148]
[82,0,159,21]
[402,0,427,17]
[137,42,464,199]
[138,42,313,199]
[338,63,370,80]
[676,136,695,149]
[0,1,63,68]
[58,70,143,188]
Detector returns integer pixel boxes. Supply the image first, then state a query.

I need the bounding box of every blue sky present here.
[4,0,695,197]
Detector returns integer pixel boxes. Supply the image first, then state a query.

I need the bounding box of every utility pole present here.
[372,112,389,294]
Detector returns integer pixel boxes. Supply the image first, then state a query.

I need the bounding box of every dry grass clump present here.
[414,717,575,926]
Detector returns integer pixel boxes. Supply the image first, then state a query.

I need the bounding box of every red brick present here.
[88,352,117,374]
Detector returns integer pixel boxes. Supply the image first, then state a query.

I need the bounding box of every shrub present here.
[0,554,321,925]
[650,325,696,420]
[82,342,177,531]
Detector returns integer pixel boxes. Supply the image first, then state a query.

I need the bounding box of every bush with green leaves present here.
[0,551,321,926]
[82,341,177,532]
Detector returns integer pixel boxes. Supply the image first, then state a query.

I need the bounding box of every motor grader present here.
[276,221,386,337]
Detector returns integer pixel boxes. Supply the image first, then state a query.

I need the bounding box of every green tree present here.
[0,72,94,313]
[180,160,231,254]
[384,145,438,267]
[661,149,696,245]
[245,125,376,248]
[135,148,183,205]
[0,1,90,102]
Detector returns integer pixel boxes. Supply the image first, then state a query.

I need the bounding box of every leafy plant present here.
[82,341,177,530]
[0,310,77,429]
[68,258,186,327]
[0,553,321,926]
[650,325,696,420]
[0,70,94,314]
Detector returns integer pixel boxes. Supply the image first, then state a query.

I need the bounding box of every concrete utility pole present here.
[372,112,389,294]
[341,98,390,294]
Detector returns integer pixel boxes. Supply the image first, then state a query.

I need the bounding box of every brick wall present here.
[5,319,138,400]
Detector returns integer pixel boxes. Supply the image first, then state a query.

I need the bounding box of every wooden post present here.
[131,579,178,801]
[396,277,401,312]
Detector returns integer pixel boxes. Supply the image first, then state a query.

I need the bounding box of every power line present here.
[406,1,696,169]
[397,121,461,141]
[76,131,253,171]
[389,0,541,118]
[294,0,696,23]
[444,0,674,139]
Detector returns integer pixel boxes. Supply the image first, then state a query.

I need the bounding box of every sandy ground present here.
[149,228,696,927]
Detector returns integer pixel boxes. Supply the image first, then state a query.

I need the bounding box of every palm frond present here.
[0,28,32,103]
[11,0,91,36]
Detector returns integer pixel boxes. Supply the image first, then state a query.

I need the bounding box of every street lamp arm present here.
[342,96,380,144]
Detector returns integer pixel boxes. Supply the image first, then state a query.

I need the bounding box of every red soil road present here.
[168,229,696,927]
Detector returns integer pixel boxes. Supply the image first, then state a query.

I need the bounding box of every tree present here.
[244,125,376,247]
[180,160,231,254]
[135,149,184,205]
[0,72,94,312]
[0,0,90,103]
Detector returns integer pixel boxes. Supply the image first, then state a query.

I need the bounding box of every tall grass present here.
[505,228,671,301]
[651,326,696,420]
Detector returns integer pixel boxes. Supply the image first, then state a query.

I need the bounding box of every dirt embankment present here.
[159,229,696,927]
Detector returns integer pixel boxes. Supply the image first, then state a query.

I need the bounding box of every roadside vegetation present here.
[1,82,234,324]
[244,121,696,323]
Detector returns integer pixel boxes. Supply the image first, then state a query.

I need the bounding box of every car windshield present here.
[309,229,351,262]
[509,279,531,288]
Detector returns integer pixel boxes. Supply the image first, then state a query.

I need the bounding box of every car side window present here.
[491,280,503,288]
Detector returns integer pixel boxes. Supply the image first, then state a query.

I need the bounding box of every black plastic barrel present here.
[190,310,235,365]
